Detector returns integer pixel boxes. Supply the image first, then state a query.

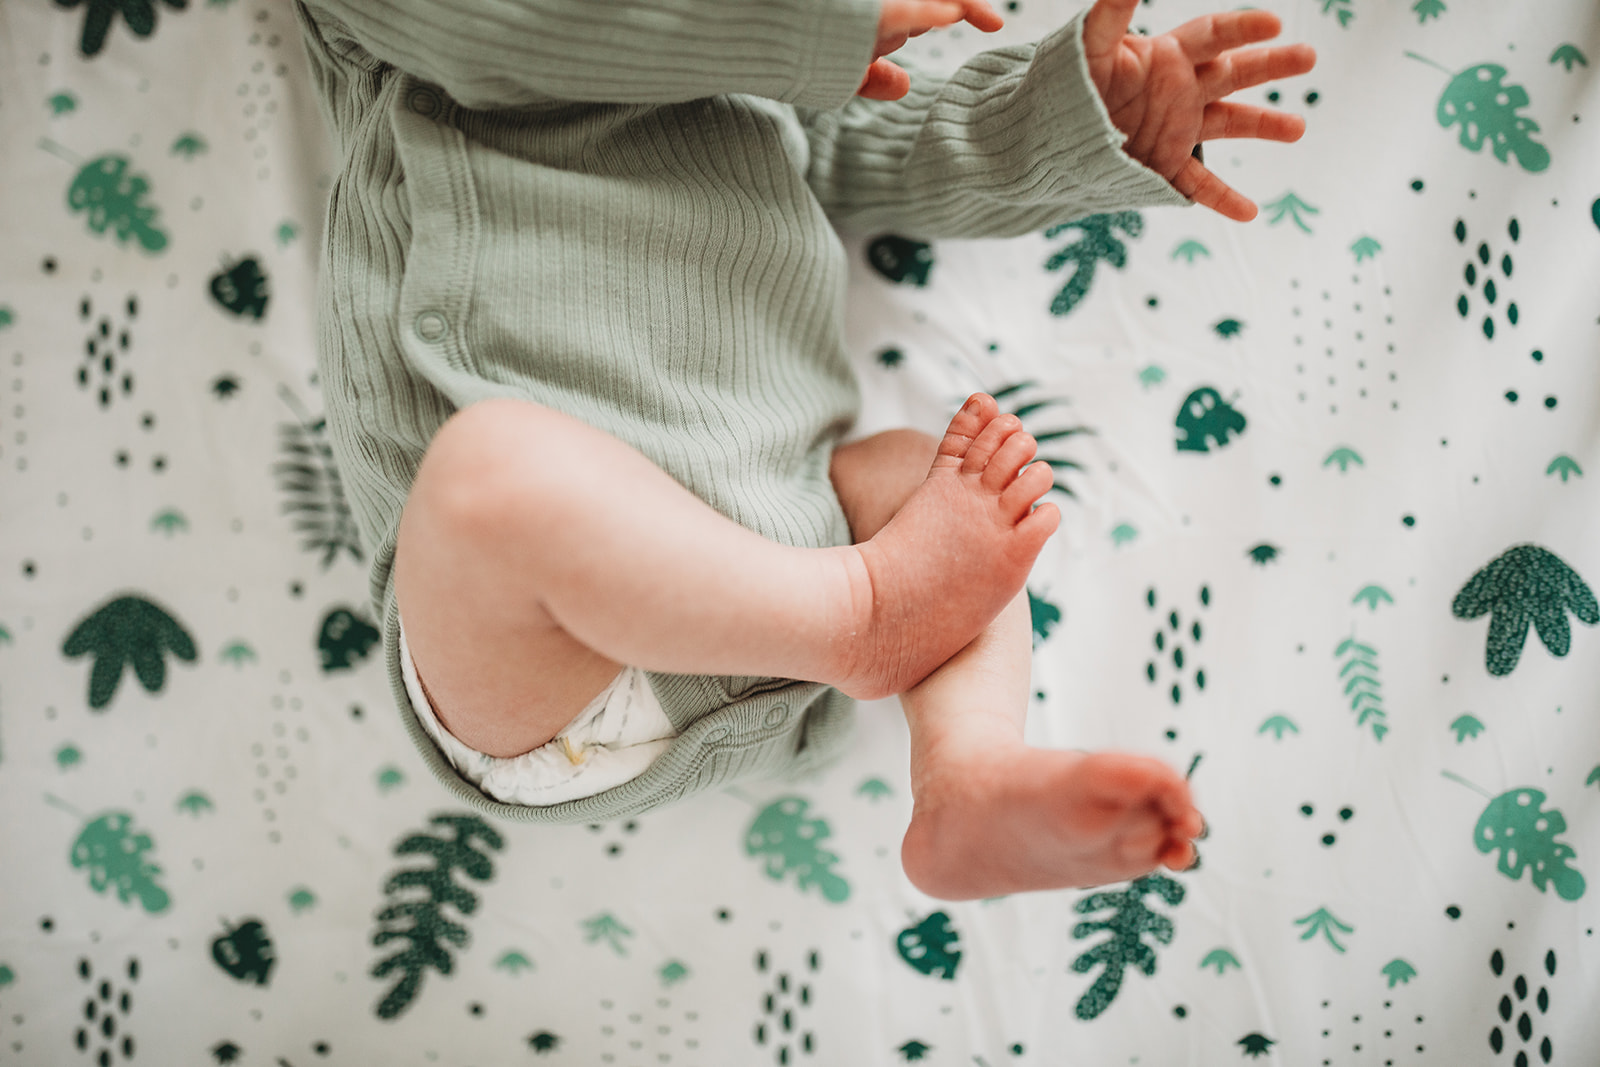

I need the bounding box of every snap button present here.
[763,705,789,727]
[414,311,448,342]
[702,725,732,744]
[407,87,441,118]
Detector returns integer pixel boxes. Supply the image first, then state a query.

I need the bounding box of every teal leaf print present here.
[371,813,504,1019]
[211,918,276,986]
[1323,446,1364,472]
[49,91,79,115]
[1258,714,1299,740]
[1262,191,1319,233]
[66,154,169,251]
[1318,0,1353,27]
[1043,211,1142,317]
[866,235,933,286]
[1175,386,1247,453]
[1350,236,1382,262]
[1028,587,1062,645]
[171,132,207,158]
[1069,874,1184,1020]
[1199,947,1241,974]
[745,797,850,903]
[1293,906,1353,953]
[1545,455,1582,482]
[56,0,189,57]
[1246,543,1280,566]
[1452,545,1598,676]
[896,911,962,980]
[62,594,198,709]
[1411,0,1445,21]
[1352,585,1393,610]
[1381,958,1418,987]
[581,913,634,956]
[1170,239,1210,263]
[1414,58,1551,172]
[1474,788,1585,900]
[70,811,171,913]
[1549,44,1587,72]
[1335,636,1388,741]
[1449,714,1485,742]
[1238,1032,1276,1057]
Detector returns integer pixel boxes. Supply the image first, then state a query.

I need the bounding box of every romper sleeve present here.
[799,9,1191,239]
[297,0,879,110]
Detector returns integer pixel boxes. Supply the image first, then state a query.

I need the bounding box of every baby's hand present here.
[1084,0,1316,221]
[858,0,1004,100]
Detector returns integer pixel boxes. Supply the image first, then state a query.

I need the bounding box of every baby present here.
[293,0,1313,899]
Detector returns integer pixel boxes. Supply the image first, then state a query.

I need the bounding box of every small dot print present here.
[1402,515,1416,527]
[1544,396,1557,409]
[1269,474,1283,487]
[1446,905,1462,919]
[1411,179,1425,192]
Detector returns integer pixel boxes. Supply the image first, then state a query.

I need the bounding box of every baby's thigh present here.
[393,401,626,759]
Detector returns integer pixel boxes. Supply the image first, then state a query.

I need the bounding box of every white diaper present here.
[398,615,678,807]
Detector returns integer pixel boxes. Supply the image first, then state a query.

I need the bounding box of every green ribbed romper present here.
[291,0,1188,823]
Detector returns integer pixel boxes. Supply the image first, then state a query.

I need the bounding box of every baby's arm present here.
[802,0,1314,234]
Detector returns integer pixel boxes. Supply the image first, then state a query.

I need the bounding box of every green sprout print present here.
[1262,191,1319,232]
[1549,44,1587,71]
[1294,906,1353,953]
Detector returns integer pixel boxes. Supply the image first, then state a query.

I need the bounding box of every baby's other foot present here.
[901,744,1203,900]
[835,394,1059,699]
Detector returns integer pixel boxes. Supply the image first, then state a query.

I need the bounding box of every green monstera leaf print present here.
[1435,63,1550,172]
[1474,788,1585,900]
[70,811,171,913]
[66,155,169,252]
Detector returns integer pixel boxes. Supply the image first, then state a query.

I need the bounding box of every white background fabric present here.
[1,0,1597,1063]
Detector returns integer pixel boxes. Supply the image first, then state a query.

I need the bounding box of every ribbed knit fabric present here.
[291,0,1190,823]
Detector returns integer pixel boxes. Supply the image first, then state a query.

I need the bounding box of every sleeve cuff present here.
[787,0,883,110]
[1033,9,1192,211]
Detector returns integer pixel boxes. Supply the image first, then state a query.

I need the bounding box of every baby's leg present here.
[831,431,1204,900]
[394,395,1051,758]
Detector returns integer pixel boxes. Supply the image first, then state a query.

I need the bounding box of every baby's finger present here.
[1082,0,1138,58]
[1199,100,1307,144]
[1171,8,1284,65]
[953,0,1005,33]
[857,57,913,100]
[1198,43,1317,102]
[878,0,964,36]
[1170,155,1256,222]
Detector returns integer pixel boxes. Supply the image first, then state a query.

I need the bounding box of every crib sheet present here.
[2,1,1597,1064]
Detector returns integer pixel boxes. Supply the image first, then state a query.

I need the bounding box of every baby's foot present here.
[900,743,1203,900]
[833,394,1059,699]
